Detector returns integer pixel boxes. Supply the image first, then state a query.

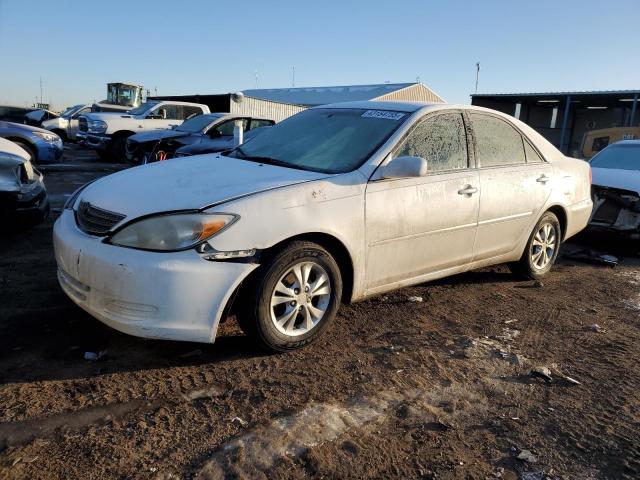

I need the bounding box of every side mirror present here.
[378,156,428,179]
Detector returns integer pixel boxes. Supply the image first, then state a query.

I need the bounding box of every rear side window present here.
[470,113,526,167]
[250,119,274,130]
[396,112,468,172]
[182,105,202,120]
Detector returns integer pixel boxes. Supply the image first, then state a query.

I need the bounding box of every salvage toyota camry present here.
[54,101,592,351]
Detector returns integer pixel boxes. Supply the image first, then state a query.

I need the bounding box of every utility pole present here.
[475,62,480,94]
[254,69,259,89]
[39,77,43,106]
[292,66,295,88]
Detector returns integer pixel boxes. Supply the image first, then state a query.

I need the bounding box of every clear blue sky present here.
[1,0,638,109]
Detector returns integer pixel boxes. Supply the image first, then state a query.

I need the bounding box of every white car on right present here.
[589,140,640,237]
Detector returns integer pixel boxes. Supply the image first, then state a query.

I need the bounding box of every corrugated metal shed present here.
[243,82,444,106]
[229,95,306,122]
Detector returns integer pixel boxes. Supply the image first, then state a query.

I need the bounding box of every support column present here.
[630,93,639,127]
[559,95,571,154]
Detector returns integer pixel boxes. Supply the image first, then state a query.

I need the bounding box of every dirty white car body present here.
[589,140,640,237]
[53,101,592,348]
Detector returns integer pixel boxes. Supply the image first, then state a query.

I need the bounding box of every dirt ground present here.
[1,146,639,480]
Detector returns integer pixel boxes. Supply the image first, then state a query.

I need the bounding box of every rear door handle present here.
[537,174,550,184]
[458,185,478,196]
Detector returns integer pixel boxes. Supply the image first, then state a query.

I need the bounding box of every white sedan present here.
[53,101,593,351]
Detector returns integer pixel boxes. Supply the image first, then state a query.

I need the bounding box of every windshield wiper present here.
[233,147,290,167]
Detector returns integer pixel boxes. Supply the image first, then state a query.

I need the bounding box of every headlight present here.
[33,131,60,142]
[88,120,107,134]
[109,213,237,251]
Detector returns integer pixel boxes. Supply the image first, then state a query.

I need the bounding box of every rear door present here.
[365,111,480,290]
[468,112,553,261]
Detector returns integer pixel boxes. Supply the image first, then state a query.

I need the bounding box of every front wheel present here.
[237,241,343,352]
[509,212,561,279]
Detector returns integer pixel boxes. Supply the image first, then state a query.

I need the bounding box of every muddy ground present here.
[1,146,639,479]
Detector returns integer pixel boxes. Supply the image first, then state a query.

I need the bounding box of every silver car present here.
[54,101,592,351]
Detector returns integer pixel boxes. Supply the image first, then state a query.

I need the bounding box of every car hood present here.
[0,121,53,135]
[79,154,332,219]
[592,167,640,195]
[177,138,234,155]
[129,129,192,143]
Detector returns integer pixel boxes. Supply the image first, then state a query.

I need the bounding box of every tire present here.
[109,136,129,163]
[13,141,37,163]
[237,241,343,352]
[52,129,67,142]
[95,149,110,161]
[509,211,561,279]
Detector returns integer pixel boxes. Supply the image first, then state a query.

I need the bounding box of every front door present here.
[468,112,553,260]
[365,112,480,291]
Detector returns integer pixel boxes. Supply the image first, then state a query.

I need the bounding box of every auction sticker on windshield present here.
[361,110,406,120]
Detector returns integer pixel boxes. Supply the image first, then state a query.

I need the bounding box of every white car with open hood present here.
[53,101,593,351]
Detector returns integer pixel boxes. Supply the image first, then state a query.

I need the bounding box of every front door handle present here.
[537,174,550,184]
[458,185,478,196]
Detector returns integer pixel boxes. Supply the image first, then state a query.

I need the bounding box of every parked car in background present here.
[77,100,210,161]
[126,113,274,164]
[174,126,271,158]
[42,104,92,141]
[0,121,63,163]
[54,101,592,352]
[0,138,49,228]
[589,140,640,237]
[24,109,59,128]
[0,105,36,124]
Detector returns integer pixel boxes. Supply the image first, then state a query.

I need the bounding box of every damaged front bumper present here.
[53,210,258,343]
[589,184,640,237]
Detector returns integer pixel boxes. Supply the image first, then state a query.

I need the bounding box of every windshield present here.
[591,143,640,171]
[128,101,159,116]
[227,108,408,173]
[61,104,85,119]
[177,114,222,133]
[107,84,140,107]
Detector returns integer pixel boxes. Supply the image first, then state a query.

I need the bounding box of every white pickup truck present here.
[77,100,210,161]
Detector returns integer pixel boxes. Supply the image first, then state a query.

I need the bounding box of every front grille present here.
[76,201,125,236]
[79,117,88,132]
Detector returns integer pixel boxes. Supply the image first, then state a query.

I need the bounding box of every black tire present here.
[110,136,129,163]
[237,241,343,352]
[509,211,561,279]
[52,129,67,142]
[13,140,37,163]
[95,149,110,161]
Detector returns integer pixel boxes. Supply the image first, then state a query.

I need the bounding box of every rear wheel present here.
[509,212,561,279]
[237,241,342,352]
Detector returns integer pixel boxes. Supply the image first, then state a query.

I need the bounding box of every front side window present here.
[396,113,468,172]
[158,104,181,120]
[209,119,247,137]
[470,113,526,167]
[227,108,408,173]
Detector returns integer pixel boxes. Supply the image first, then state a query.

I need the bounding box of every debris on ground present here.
[231,417,248,427]
[587,323,605,333]
[83,350,106,361]
[182,385,226,401]
[530,366,553,382]
[564,249,619,267]
[516,449,538,463]
[407,296,423,303]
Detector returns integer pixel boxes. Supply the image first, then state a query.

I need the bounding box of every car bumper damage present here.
[53,210,258,343]
[590,185,640,237]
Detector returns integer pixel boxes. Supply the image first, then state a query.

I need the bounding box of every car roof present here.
[611,140,640,146]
